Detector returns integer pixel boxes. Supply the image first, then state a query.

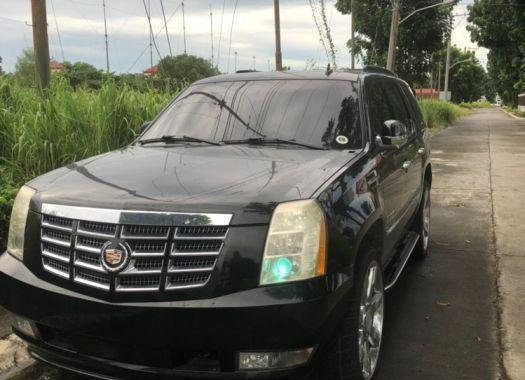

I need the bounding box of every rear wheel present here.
[321,249,384,380]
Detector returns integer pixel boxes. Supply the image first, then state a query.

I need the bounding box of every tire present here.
[320,248,385,380]
[414,181,431,258]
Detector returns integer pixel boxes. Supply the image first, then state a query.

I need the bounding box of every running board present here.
[384,231,420,291]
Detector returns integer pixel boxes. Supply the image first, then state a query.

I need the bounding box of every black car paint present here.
[0,70,431,379]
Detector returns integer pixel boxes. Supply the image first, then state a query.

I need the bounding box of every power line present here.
[49,0,65,62]
[227,0,239,73]
[217,0,226,70]
[127,2,181,72]
[142,0,162,63]
[159,0,173,56]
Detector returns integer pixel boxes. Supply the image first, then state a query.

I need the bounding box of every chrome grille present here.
[40,206,231,293]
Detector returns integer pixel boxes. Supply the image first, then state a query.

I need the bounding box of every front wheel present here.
[320,249,384,380]
[414,182,431,258]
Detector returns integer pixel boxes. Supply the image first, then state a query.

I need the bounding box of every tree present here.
[445,47,488,103]
[14,48,36,87]
[158,54,220,84]
[60,61,104,89]
[467,0,525,106]
[0,56,4,75]
[335,0,455,86]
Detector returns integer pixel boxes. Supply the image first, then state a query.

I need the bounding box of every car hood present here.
[29,145,357,224]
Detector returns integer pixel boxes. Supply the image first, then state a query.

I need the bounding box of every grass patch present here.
[503,106,525,118]
[418,99,469,129]
[458,100,492,109]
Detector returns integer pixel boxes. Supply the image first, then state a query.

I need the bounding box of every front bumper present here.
[0,253,351,379]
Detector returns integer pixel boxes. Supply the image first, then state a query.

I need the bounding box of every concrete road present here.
[4,108,524,380]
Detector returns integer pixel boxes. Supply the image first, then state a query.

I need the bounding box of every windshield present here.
[141,79,362,150]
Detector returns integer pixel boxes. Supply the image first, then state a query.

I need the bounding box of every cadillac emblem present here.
[100,241,130,272]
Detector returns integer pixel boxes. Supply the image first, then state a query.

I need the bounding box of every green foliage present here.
[418,99,467,129]
[335,0,455,86]
[0,169,18,251]
[14,48,36,87]
[503,106,525,118]
[60,61,104,89]
[0,77,176,183]
[431,46,488,103]
[458,100,492,109]
[467,0,525,106]
[158,54,220,84]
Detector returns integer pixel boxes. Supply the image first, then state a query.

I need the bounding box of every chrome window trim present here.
[41,204,233,226]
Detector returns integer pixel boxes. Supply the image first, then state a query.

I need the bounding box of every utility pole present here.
[210,5,214,65]
[159,0,173,56]
[253,56,256,71]
[31,0,51,89]
[437,61,441,92]
[350,0,355,69]
[274,0,283,71]
[443,39,451,101]
[182,1,187,54]
[234,51,238,72]
[386,0,400,72]
[102,0,110,73]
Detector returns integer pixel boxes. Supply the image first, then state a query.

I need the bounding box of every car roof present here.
[194,69,368,85]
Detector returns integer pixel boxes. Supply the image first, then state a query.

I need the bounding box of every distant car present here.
[0,68,431,380]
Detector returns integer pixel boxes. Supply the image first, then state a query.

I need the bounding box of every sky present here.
[0,0,488,74]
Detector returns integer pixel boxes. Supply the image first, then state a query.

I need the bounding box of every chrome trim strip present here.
[172,235,225,241]
[384,233,419,291]
[41,221,73,233]
[130,251,165,258]
[43,264,70,279]
[115,285,160,292]
[166,280,210,290]
[74,260,107,274]
[168,267,215,274]
[170,251,221,257]
[74,276,110,291]
[74,244,101,255]
[41,236,71,248]
[76,228,116,239]
[41,204,233,226]
[42,250,70,263]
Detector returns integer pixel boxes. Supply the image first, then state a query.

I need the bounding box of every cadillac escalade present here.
[0,67,431,380]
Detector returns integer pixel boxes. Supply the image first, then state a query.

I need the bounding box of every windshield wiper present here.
[221,138,327,150]
[139,135,221,146]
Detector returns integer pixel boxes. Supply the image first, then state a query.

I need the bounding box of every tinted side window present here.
[366,79,392,136]
[382,81,412,133]
[400,84,425,131]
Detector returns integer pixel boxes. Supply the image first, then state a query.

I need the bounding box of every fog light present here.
[238,347,315,370]
[10,314,39,339]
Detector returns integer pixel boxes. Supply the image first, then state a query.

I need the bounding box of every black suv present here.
[0,68,431,380]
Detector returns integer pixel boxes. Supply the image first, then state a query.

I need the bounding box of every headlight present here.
[260,200,327,285]
[7,185,36,261]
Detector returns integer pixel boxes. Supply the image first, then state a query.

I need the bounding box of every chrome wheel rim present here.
[422,188,431,251]
[358,261,384,380]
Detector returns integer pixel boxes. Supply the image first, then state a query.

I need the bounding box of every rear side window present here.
[382,81,412,133]
[400,85,425,132]
[365,79,392,136]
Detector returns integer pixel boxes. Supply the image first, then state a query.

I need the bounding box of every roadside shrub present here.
[458,100,492,109]
[418,99,468,129]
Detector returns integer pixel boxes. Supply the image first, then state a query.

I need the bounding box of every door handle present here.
[417,147,425,155]
[402,161,411,172]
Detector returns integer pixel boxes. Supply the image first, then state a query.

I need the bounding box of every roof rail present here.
[363,66,397,77]
[235,69,259,74]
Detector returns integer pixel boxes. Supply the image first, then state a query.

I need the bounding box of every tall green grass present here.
[0,78,175,183]
[418,99,469,129]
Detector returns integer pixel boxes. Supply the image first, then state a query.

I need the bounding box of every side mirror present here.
[140,121,151,134]
[375,120,409,150]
